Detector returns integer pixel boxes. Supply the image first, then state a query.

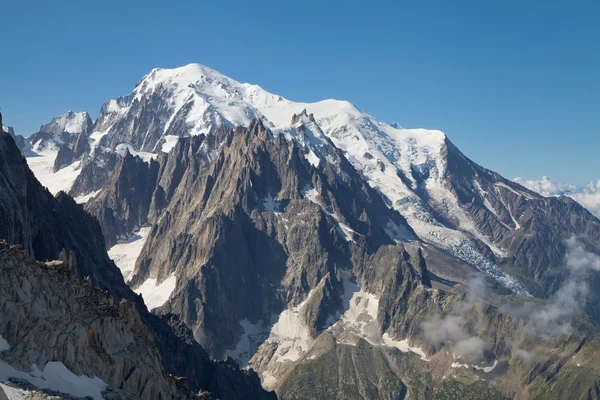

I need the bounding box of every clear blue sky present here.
[1,0,598,184]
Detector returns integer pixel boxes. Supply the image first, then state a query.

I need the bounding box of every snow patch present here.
[382,333,429,361]
[88,129,110,155]
[249,282,324,384]
[267,294,314,362]
[0,383,28,400]
[328,273,429,360]
[328,276,380,344]
[115,143,156,162]
[302,184,319,204]
[74,189,102,204]
[305,150,320,167]
[0,361,107,400]
[494,182,534,200]
[161,135,180,153]
[26,149,82,195]
[262,194,282,214]
[107,226,152,280]
[225,319,272,367]
[134,274,177,310]
[451,360,498,373]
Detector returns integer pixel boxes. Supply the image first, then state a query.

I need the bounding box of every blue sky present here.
[1,0,598,184]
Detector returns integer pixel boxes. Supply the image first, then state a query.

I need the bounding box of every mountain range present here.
[1,63,600,399]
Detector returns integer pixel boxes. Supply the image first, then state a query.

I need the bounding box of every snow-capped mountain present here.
[54,64,591,295]
[29,110,93,152]
[83,116,600,398]
[17,63,600,399]
[26,63,600,300]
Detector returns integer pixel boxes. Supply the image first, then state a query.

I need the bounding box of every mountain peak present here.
[136,63,238,94]
[39,110,92,135]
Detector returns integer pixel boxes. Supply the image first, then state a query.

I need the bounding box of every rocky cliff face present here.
[122,119,417,357]
[70,150,120,197]
[429,140,600,322]
[0,131,275,399]
[0,131,127,297]
[85,151,159,247]
[0,241,193,399]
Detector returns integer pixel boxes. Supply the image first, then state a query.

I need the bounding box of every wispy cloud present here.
[423,237,600,362]
[514,177,600,218]
[422,275,488,362]
[513,176,576,197]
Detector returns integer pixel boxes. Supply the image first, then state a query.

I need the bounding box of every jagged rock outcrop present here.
[0,131,128,297]
[85,151,159,247]
[53,144,76,171]
[1,120,31,156]
[0,241,193,399]
[70,150,120,197]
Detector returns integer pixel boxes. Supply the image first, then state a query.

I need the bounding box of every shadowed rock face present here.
[85,151,160,247]
[0,131,128,297]
[0,131,275,400]
[70,150,120,197]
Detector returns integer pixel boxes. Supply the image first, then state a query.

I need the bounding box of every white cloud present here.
[570,181,600,219]
[422,275,489,362]
[424,238,600,363]
[513,176,576,197]
[503,236,599,339]
[564,236,600,271]
[513,177,600,218]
